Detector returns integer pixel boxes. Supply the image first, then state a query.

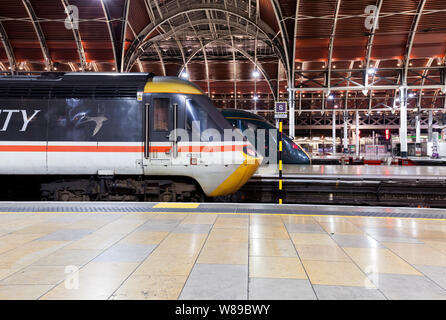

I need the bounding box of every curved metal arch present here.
[364,0,383,70]
[147,18,267,44]
[22,0,52,70]
[129,19,275,74]
[0,21,16,72]
[176,38,277,100]
[269,0,291,79]
[100,0,130,72]
[326,0,342,94]
[291,0,301,87]
[403,0,427,84]
[152,43,166,76]
[123,3,286,72]
[417,58,434,109]
[61,0,87,71]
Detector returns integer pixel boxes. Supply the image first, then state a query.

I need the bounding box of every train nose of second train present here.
[209,145,262,197]
[289,142,312,165]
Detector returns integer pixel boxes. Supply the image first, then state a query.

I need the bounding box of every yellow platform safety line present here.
[279,141,283,152]
[279,121,283,133]
[153,203,200,209]
[279,180,283,190]
[279,160,283,171]
[0,210,445,221]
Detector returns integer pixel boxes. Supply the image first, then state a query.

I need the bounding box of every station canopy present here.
[0,0,445,113]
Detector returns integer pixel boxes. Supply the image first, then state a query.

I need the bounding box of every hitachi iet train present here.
[221,109,311,165]
[0,73,261,201]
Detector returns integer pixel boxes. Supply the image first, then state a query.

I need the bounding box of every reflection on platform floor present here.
[256,165,446,180]
[0,210,446,300]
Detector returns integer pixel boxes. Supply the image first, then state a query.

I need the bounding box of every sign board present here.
[275,101,288,119]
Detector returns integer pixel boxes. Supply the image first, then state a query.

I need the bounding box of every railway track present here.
[233,175,446,208]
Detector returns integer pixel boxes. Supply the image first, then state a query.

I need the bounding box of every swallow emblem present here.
[84,116,108,136]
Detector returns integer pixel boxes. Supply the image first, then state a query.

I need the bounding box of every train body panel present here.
[0,73,261,200]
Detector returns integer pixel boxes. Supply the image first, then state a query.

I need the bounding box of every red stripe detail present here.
[47,146,144,153]
[178,145,246,152]
[0,144,247,153]
[0,146,47,152]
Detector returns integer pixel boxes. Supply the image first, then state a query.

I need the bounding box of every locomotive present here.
[0,73,261,202]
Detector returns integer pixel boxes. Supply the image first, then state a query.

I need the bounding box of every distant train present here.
[220,109,311,165]
[0,73,261,201]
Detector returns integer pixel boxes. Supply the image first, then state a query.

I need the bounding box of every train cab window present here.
[186,99,220,141]
[153,98,169,132]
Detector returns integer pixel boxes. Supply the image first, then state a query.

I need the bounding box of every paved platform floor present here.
[0,208,446,300]
[256,164,446,180]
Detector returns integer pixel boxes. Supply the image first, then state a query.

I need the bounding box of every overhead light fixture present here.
[252,70,260,78]
[408,93,416,98]
[367,68,376,75]
[253,95,259,101]
[180,71,189,79]
[328,94,334,100]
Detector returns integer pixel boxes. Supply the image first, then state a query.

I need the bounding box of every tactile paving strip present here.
[0,204,446,219]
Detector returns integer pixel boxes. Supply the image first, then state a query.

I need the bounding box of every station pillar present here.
[355,111,360,157]
[400,87,408,158]
[343,111,348,154]
[416,114,421,144]
[288,91,295,139]
[332,111,336,156]
[428,110,433,143]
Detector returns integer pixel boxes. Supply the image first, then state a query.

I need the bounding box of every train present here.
[220,109,311,164]
[0,73,261,202]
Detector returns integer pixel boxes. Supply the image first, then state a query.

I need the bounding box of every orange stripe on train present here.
[0,144,247,153]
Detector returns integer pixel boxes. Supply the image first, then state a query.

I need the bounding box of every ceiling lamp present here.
[180,71,189,80]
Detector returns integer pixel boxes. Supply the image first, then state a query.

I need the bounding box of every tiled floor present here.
[0,211,446,300]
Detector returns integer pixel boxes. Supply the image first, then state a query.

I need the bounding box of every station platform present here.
[0,202,446,300]
[256,164,446,181]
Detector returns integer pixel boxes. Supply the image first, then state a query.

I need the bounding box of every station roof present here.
[0,0,445,112]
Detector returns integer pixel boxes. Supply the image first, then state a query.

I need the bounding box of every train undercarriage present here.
[0,175,205,202]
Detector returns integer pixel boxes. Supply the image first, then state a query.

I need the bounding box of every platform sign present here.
[275,101,288,119]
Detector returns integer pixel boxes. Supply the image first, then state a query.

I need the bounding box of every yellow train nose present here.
[209,152,262,197]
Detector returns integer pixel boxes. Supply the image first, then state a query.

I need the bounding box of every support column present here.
[332,111,336,156]
[288,90,295,139]
[428,110,433,143]
[355,111,360,157]
[343,111,348,154]
[400,87,408,158]
[416,114,421,143]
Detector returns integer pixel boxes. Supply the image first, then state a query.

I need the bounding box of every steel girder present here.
[61,0,87,71]
[123,2,286,72]
[22,0,52,70]
[100,0,130,72]
[177,38,276,99]
[0,21,16,72]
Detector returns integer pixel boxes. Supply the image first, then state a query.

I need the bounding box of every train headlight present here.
[243,145,258,157]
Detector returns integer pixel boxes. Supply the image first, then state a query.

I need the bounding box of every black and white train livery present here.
[0,73,261,202]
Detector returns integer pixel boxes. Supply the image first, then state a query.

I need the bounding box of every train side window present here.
[153,98,169,132]
[185,99,220,141]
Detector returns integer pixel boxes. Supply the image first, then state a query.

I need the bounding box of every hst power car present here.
[221,109,311,165]
[0,73,261,201]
